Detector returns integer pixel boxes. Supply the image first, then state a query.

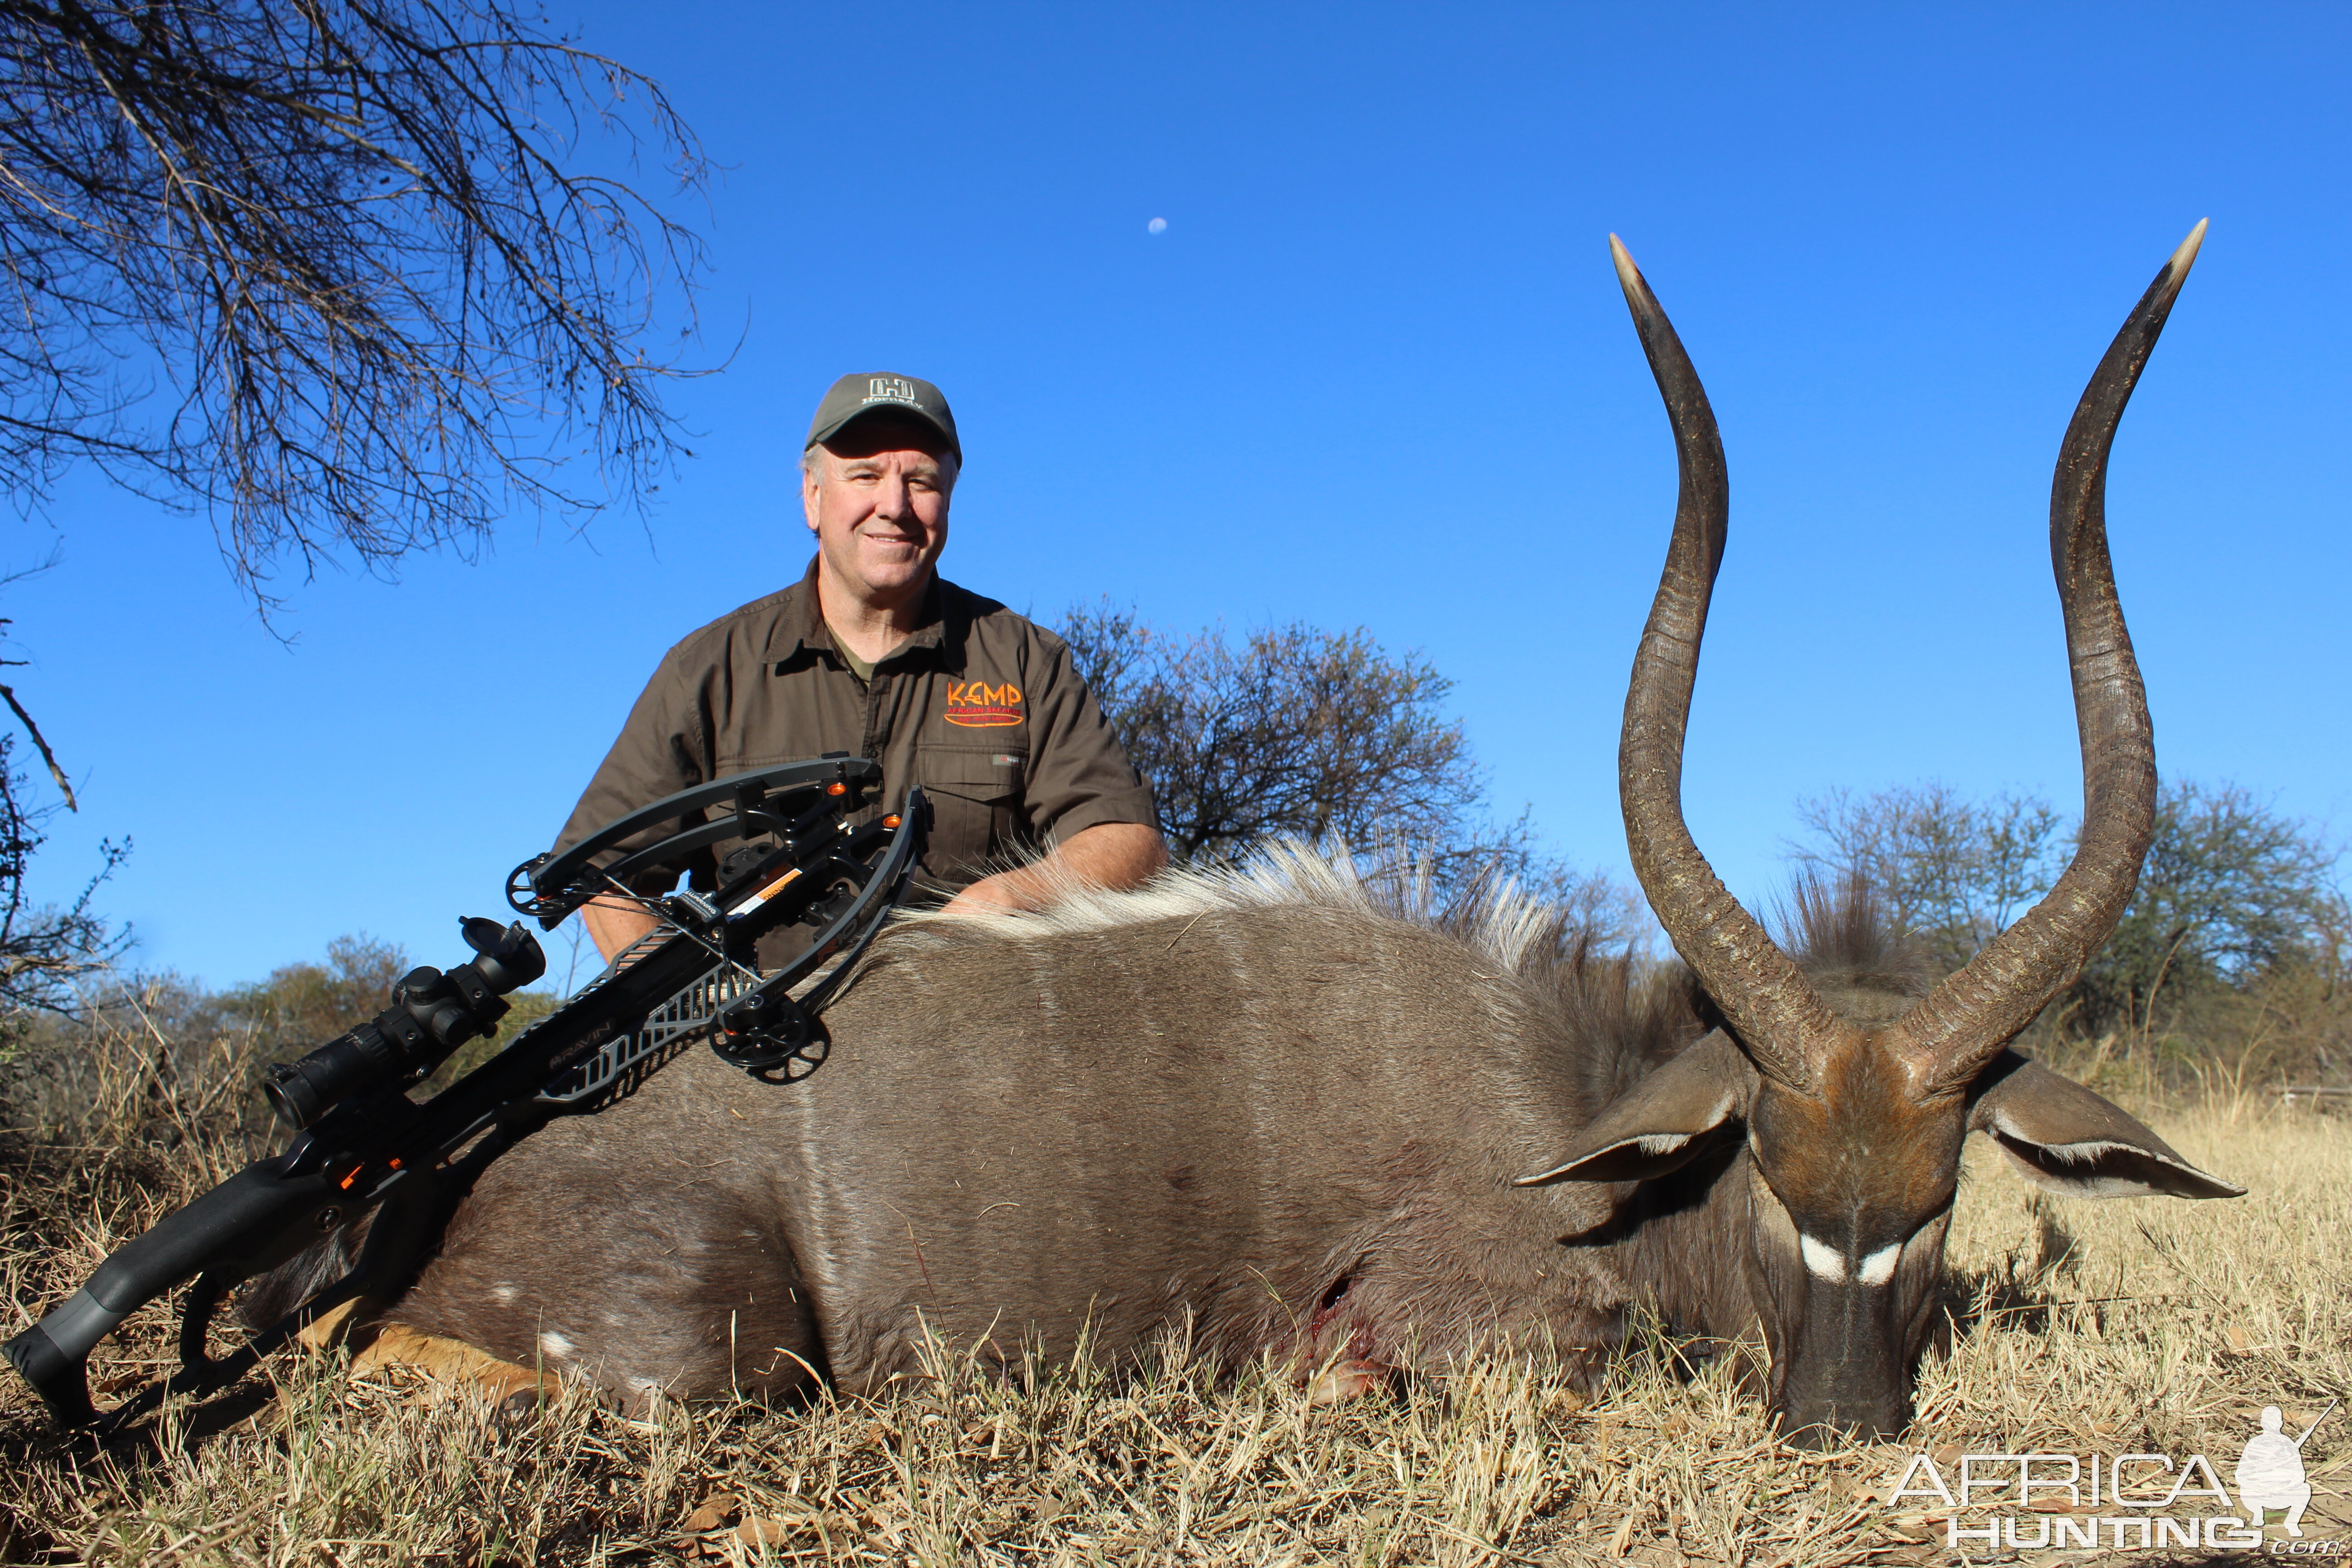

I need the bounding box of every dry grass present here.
[2,1018,2346,1566]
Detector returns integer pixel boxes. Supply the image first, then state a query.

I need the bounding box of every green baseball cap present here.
[804,372,961,461]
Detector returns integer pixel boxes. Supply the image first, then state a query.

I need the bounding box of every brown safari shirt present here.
[554,558,1156,967]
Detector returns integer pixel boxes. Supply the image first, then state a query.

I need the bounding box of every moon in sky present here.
[1147,216,1167,235]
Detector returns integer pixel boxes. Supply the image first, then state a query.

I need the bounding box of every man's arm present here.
[936,621,1166,916]
[583,894,664,963]
[941,821,1167,915]
[558,632,728,965]
[589,822,1165,954]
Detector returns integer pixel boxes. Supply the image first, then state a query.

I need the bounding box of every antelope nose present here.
[1778,1395,1910,1450]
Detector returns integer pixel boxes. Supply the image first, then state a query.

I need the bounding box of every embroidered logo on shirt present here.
[946,680,1024,727]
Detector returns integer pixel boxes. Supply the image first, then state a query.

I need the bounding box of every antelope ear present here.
[1967,1052,2245,1200]
[1516,1032,1753,1186]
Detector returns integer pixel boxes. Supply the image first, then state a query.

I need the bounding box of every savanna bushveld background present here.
[1,0,2348,1564]
[0,908,2346,1564]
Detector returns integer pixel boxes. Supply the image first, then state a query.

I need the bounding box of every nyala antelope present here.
[255,224,2240,1444]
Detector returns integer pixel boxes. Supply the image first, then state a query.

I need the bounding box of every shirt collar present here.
[770,555,953,669]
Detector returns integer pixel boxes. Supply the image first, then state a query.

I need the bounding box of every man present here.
[556,371,1166,965]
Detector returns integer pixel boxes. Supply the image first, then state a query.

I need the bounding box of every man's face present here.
[801,416,954,608]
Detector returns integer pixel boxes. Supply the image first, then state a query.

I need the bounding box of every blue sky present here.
[10,3,2349,988]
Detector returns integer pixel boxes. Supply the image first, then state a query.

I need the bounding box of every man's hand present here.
[941,822,1167,916]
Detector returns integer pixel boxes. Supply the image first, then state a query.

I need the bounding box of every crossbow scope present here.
[260,917,547,1131]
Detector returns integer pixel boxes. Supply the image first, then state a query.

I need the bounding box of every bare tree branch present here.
[0,678,70,807]
[0,0,711,610]
[0,734,126,1033]
[1059,601,1635,928]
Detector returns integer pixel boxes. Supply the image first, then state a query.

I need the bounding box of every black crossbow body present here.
[4,755,926,1431]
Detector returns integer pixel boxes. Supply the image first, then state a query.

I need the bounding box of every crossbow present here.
[5,756,925,1430]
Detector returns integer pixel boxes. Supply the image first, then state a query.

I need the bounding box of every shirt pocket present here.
[919,748,1028,882]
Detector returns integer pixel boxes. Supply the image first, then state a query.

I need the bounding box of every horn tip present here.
[2169,218,2209,277]
[1608,233,1644,296]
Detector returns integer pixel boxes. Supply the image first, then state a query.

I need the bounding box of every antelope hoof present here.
[352,1320,560,1414]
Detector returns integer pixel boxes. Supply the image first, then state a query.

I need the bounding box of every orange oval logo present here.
[945,680,1024,728]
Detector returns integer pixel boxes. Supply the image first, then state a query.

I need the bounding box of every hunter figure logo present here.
[1884,1395,2340,1553]
[2239,1401,2333,1537]
[863,375,920,407]
[945,680,1023,728]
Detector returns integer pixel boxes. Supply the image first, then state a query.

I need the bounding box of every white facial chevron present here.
[1800,1235,1905,1286]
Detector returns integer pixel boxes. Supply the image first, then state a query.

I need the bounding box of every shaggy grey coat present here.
[326,854,1688,1405]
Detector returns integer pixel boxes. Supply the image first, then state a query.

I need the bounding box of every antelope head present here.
[1524,225,2244,1446]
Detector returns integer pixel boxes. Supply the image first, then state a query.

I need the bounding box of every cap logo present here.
[863,376,921,407]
